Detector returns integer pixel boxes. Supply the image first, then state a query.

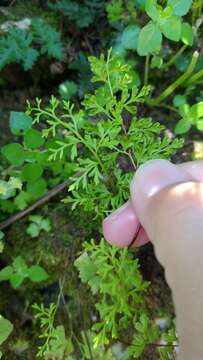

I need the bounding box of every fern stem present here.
[148,51,199,107]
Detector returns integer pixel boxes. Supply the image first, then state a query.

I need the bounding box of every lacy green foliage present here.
[26,50,183,217]
[33,303,74,359]
[126,314,159,358]
[48,0,104,28]
[0,18,62,70]
[0,256,48,288]
[75,240,150,348]
[0,315,13,359]
[106,0,145,23]
[0,50,182,359]
[75,240,174,359]
[158,327,178,359]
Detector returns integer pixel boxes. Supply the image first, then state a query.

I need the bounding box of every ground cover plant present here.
[0,0,203,359]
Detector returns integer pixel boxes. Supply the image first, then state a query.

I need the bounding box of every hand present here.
[103,159,203,360]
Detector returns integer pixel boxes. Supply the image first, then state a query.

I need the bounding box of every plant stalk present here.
[162,44,188,70]
[186,68,203,86]
[148,51,199,107]
[144,55,150,85]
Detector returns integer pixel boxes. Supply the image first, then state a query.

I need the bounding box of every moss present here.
[1,202,97,358]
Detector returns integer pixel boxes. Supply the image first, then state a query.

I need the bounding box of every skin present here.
[103,159,203,360]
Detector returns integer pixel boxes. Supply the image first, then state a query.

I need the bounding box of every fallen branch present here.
[0,180,69,231]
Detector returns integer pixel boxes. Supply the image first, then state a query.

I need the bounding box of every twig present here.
[0,180,69,231]
[9,0,16,6]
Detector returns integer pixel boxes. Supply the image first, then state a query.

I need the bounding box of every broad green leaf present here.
[0,180,15,200]
[9,111,32,135]
[181,22,193,46]
[8,177,22,190]
[24,129,44,149]
[160,15,182,41]
[121,25,140,50]
[1,143,25,166]
[26,223,40,238]
[145,0,159,21]
[21,163,43,183]
[14,191,30,210]
[10,273,25,288]
[173,94,187,107]
[137,22,162,56]
[26,178,47,199]
[151,55,163,69]
[175,117,191,134]
[167,0,192,16]
[0,266,13,281]
[0,315,13,345]
[59,80,78,100]
[190,102,203,120]
[196,119,203,131]
[28,265,48,282]
[0,231,4,240]
[40,219,51,232]
[13,256,28,276]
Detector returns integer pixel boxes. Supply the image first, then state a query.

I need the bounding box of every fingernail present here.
[130,159,192,219]
[103,201,140,247]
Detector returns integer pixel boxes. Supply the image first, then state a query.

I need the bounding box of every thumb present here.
[130,159,193,241]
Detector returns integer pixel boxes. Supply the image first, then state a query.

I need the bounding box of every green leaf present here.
[196,119,203,131]
[137,22,162,56]
[173,94,187,107]
[1,143,25,166]
[190,102,203,120]
[181,22,193,46]
[24,129,44,149]
[13,256,28,273]
[0,266,13,281]
[0,180,15,200]
[160,15,182,41]
[75,252,100,294]
[22,163,43,183]
[151,55,163,69]
[9,111,32,135]
[59,80,78,100]
[175,117,191,134]
[145,0,159,21]
[40,219,51,232]
[0,231,4,240]
[26,178,47,199]
[27,223,40,238]
[10,273,25,288]
[167,0,192,16]
[28,265,48,282]
[0,315,13,346]
[121,25,140,50]
[14,191,30,210]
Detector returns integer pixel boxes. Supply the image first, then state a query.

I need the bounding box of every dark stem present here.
[0,180,69,231]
